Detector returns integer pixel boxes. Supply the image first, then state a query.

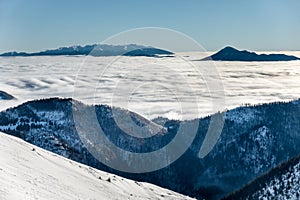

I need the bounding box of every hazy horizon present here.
[1,43,300,55]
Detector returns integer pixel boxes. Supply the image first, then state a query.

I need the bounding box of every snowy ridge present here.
[1,98,300,199]
[256,162,300,199]
[223,154,300,199]
[0,44,173,57]
[0,131,194,200]
[225,107,258,125]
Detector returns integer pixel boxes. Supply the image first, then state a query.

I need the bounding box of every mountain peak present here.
[221,46,238,51]
[202,46,300,61]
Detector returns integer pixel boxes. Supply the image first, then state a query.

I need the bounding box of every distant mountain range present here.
[202,46,300,61]
[0,44,173,57]
[1,98,300,199]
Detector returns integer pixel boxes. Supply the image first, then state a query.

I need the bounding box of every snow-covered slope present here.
[223,154,300,199]
[0,131,194,200]
[252,161,300,199]
[1,98,300,199]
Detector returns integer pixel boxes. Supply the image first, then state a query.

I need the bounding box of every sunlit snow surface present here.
[1,51,300,120]
[0,131,194,200]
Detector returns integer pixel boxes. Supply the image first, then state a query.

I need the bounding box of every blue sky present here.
[0,0,299,52]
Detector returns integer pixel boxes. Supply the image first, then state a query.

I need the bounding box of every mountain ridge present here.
[0,44,173,57]
[201,46,300,61]
[1,98,300,199]
[223,153,300,199]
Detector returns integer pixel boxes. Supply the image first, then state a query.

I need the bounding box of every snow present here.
[255,160,300,199]
[0,131,194,200]
[225,107,257,124]
[35,111,65,124]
